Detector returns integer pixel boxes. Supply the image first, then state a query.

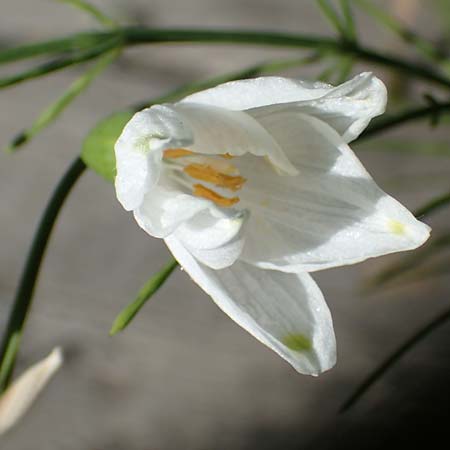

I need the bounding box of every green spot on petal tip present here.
[282,333,312,352]
[388,219,406,235]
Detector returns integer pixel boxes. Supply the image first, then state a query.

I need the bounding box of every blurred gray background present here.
[1,1,449,449]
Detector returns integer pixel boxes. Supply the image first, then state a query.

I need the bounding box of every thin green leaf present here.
[338,0,357,41]
[0,158,86,391]
[335,55,354,83]
[0,35,120,89]
[316,0,351,41]
[368,233,450,289]
[413,256,450,280]
[0,32,110,65]
[81,110,133,182]
[5,49,119,153]
[414,190,450,218]
[359,101,450,140]
[110,259,178,335]
[353,0,443,62]
[55,0,117,27]
[357,137,450,157]
[340,307,450,413]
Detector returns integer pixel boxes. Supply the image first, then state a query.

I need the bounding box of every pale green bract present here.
[113,73,431,376]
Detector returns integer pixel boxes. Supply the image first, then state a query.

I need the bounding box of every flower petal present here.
[0,348,63,435]
[249,72,387,142]
[181,76,333,110]
[237,112,430,272]
[115,106,194,211]
[174,103,298,175]
[134,182,212,238]
[173,209,248,269]
[181,73,386,142]
[165,236,336,375]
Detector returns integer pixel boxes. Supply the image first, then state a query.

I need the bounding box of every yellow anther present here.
[193,184,240,207]
[163,148,195,159]
[184,164,246,192]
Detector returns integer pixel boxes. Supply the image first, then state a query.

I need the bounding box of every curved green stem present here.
[0,32,109,65]
[340,307,450,413]
[359,100,450,140]
[0,36,120,89]
[3,27,450,90]
[0,157,86,392]
[414,190,450,219]
[119,27,450,89]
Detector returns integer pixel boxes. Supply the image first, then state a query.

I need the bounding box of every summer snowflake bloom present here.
[114,73,430,376]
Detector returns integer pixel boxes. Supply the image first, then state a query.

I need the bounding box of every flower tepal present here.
[114,73,430,376]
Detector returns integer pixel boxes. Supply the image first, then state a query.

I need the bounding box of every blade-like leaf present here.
[339,0,357,41]
[368,232,450,289]
[5,49,119,153]
[353,0,442,62]
[0,33,109,65]
[55,0,117,27]
[0,35,120,90]
[316,0,353,41]
[110,259,178,335]
[357,137,450,157]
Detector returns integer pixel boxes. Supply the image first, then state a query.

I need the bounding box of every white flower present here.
[0,348,62,434]
[114,73,430,376]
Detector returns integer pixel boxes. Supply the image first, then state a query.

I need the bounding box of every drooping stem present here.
[339,308,450,413]
[2,27,450,90]
[119,27,450,89]
[414,190,450,219]
[359,100,450,140]
[0,157,86,392]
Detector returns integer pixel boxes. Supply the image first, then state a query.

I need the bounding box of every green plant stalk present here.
[55,0,117,27]
[359,100,450,140]
[340,307,450,413]
[414,190,450,218]
[353,0,445,63]
[0,35,121,89]
[316,0,351,40]
[119,27,450,89]
[6,48,120,153]
[110,259,178,335]
[0,32,110,65]
[0,157,86,392]
[2,28,450,90]
[339,0,357,41]
[369,232,450,288]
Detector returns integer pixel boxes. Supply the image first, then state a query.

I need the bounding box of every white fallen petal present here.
[0,348,63,435]
[165,236,336,375]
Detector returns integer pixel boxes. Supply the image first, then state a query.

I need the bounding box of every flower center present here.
[163,148,247,207]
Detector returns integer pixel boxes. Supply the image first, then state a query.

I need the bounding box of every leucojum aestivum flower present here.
[114,73,430,376]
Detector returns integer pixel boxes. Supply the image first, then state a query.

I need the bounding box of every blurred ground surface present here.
[1,1,450,449]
